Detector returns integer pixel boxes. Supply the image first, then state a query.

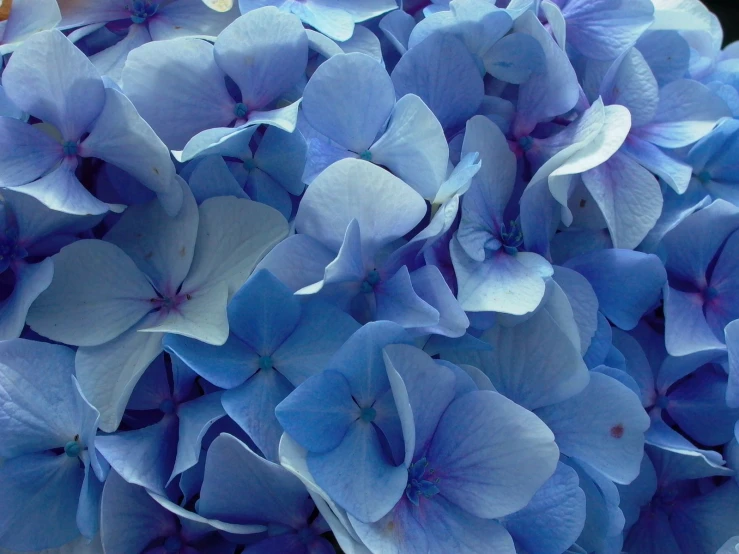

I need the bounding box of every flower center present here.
[518,136,534,152]
[499,220,524,255]
[697,171,712,184]
[360,406,376,423]
[234,103,249,119]
[359,150,373,162]
[405,458,440,506]
[62,141,78,157]
[129,0,158,24]
[361,269,381,293]
[64,440,82,458]
[259,355,274,371]
[159,398,176,414]
[704,286,719,302]
[243,157,257,171]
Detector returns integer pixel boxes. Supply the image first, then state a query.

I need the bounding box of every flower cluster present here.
[1,0,739,553]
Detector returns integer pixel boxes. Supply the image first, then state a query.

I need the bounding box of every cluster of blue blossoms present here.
[2,0,739,553]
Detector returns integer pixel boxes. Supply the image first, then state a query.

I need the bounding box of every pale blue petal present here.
[0,117,62,188]
[172,393,226,480]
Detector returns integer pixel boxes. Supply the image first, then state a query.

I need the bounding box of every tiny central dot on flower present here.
[518,136,534,152]
[159,398,176,414]
[360,150,373,161]
[234,103,249,118]
[243,158,257,171]
[129,0,158,24]
[361,269,381,293]
[360,407,376,423]
[259,355,273,371]
[704,286,719,302]
[64,440,81,458]
[697,171,712,184]
[62,141,78,157]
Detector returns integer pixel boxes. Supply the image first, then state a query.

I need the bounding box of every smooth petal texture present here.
[407,265,469,339]
[581,150,662,249]
[452,243,552,316]
[302,52,395,154]
[222,370,293,462]
[635,79,731,148]
[0,259,54,341]
[565,249,667,330]
[663,286,725,357]
[375,266,440,330]
[0,340,79,457]
[428,390,558,519]
[8,158,111,216]
[383,344,457,464]
[275,370,360,455]
[89,24,152,85]
[552,266,599,354]
[1,30,104,140]
[484,32,545,84]
[253,126,307,197]
[445,308,590,410]
[214,8,308,109]
[600,48,659,128]
[369,94,449,200]
[79,87,180,215]
[391,33,483,132]
[227,269,301,354]
[308,421,408,523]
[150,0,239,40]
[100,471,178,554]
[255,234,336,292]
[95,417,178,495]
[503,462,586,554]
[728,320,739,409]
[536,372,650,484]
[27,239,155,347]
[621,135,693,194]
[172,393,226,480]
[0,454,83,552]
[0,117,62,188]
[181,197,289,297]
[104,180,197,296]
[122,38,235,150]
[351,496,516,554]
[198,433,308,529]
[75,324,164,432]
[295,159,426,258]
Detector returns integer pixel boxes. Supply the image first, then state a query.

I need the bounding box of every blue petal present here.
[0,117,62,188]
[565,249,667,330]
[503,463,586,554]
[172,392,226,481]
[0,259,53,341]
[214,8,307,110]
[199,433,309,529]
[427,390,558,519]
[536,372,650,484]
[275,370,359,454]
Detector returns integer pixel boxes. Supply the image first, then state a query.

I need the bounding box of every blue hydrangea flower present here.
[0,340,103,551]
[27,182,288,431]
[122,7,308,160]
[0,30,181,216]
[164,269,359,461]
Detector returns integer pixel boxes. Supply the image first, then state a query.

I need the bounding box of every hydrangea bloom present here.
[1,0,739,552]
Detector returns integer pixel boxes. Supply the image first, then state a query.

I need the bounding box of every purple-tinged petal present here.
[634,79,731,148]
[428,390,558,518]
